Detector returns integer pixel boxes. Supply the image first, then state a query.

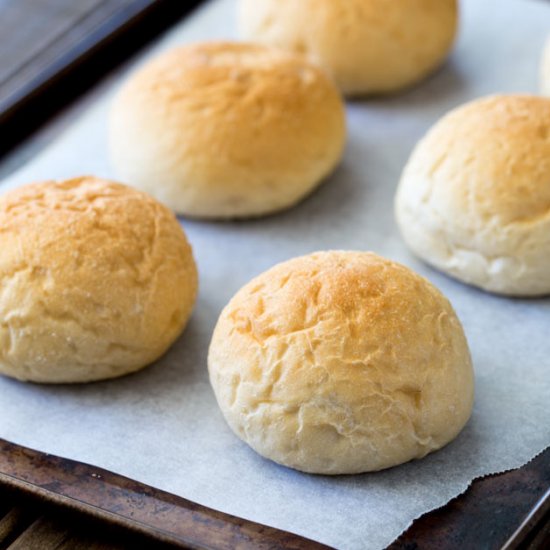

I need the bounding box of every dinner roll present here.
[541,37,550,95]
[395,95,550,296]
[109,42,346,218]
[238,0,458,96]
[0,177,198,383]
[208,251,473,474]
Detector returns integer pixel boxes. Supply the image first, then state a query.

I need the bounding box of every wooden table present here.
[0,487,177,550]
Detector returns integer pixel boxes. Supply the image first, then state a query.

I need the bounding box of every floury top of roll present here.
[395,95,550,296]
[208,251,474,475]
[109,41,346,219]
[0,177,198,383]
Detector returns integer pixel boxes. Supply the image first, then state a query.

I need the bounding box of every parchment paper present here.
[0,1,549,548]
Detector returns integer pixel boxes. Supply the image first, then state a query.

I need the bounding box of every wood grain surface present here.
[0,488,179,549]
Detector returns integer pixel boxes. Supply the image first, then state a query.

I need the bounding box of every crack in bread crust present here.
[396,95,550,296]
[0,177,198,383]
[208,251,474,474]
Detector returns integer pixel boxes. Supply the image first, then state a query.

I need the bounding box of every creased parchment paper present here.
[0,1,549,548]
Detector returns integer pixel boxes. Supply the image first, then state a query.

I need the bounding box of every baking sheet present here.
[0,0,549,549]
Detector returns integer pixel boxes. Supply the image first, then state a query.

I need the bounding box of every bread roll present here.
[395,95,550,296]
[208,251,473,474]
[109,42,346,219]
[0,177,198,383]
[541,37,550,96]
[238,0,458,96]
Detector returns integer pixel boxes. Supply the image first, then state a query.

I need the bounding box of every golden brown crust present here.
[0,177,198,383]
[109,42,346,218]
[239,0,457,95]
[396,95,550,295]
[208,251,473,474]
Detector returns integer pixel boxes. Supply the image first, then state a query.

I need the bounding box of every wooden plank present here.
[7,517,70,549]
[54,536,128,550]
[0,492,175,550]
[0,507,35,548]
